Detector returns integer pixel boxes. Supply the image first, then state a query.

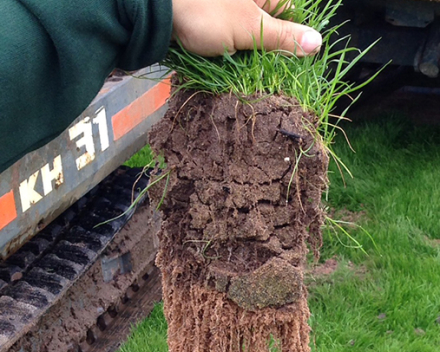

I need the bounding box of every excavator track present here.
[0,167,162,352]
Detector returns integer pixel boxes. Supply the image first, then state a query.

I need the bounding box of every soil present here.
[310,258,339,277]
[149,87,329,352]
[328,208,366,225]
[304,257,368,290]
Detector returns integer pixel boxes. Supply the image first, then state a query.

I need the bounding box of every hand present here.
[172,0,322,57]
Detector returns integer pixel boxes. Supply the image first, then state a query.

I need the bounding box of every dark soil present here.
[149,88,329,352]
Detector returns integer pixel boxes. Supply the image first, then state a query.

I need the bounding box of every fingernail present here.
[300,30,322,54]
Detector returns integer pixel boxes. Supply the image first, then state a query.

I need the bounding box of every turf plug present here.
[148,91,327,352]
[148,0,377,350]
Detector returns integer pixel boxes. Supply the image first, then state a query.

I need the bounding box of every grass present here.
[310,113,440,351]
[118,303,168,352]
[95,148,168,228]
[119,112,440,351]
[123,145,156,168]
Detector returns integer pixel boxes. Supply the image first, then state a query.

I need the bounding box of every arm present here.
[0,0,172,171]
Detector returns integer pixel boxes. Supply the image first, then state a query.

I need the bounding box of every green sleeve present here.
[0,0,172,172]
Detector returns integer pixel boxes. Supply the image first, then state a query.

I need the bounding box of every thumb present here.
[236,12,322,56]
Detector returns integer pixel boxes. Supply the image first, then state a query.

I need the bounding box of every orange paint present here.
[112,78,171,140]
[0,190,17,230]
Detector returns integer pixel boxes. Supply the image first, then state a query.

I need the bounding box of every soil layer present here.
[149,89,329,352]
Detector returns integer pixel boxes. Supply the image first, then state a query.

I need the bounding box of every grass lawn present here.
[119,110,440,351]
[123,145,156,168]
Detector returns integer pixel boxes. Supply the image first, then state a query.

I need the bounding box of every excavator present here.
[0,0,439,351]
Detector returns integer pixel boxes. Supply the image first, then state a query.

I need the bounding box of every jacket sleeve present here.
[0,0,172,172]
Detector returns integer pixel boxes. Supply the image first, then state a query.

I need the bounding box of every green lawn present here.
[310,112,440,351]
[118,303,168,352]
[123,145,156,168]
[120,112,440,351]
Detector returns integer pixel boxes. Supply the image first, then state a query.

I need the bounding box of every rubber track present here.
[78,264,162,352]
[0,167,151,352]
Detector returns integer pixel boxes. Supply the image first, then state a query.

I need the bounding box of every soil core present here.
[149,88,328,352]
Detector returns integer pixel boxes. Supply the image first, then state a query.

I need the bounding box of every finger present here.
[253,0,294,16]
[235,12,322,56]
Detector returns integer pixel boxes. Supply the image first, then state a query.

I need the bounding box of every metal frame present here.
[0,67,170,259]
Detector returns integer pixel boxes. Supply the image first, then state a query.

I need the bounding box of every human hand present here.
[171,0,322,57]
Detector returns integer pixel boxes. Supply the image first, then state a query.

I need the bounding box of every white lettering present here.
[19,171,43,212]
[41,155,64,196]
[69,117,95,170]
[93,107,110,151]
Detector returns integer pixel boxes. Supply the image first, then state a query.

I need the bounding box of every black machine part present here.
[0,167,161,352]
[333,0,440,78]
